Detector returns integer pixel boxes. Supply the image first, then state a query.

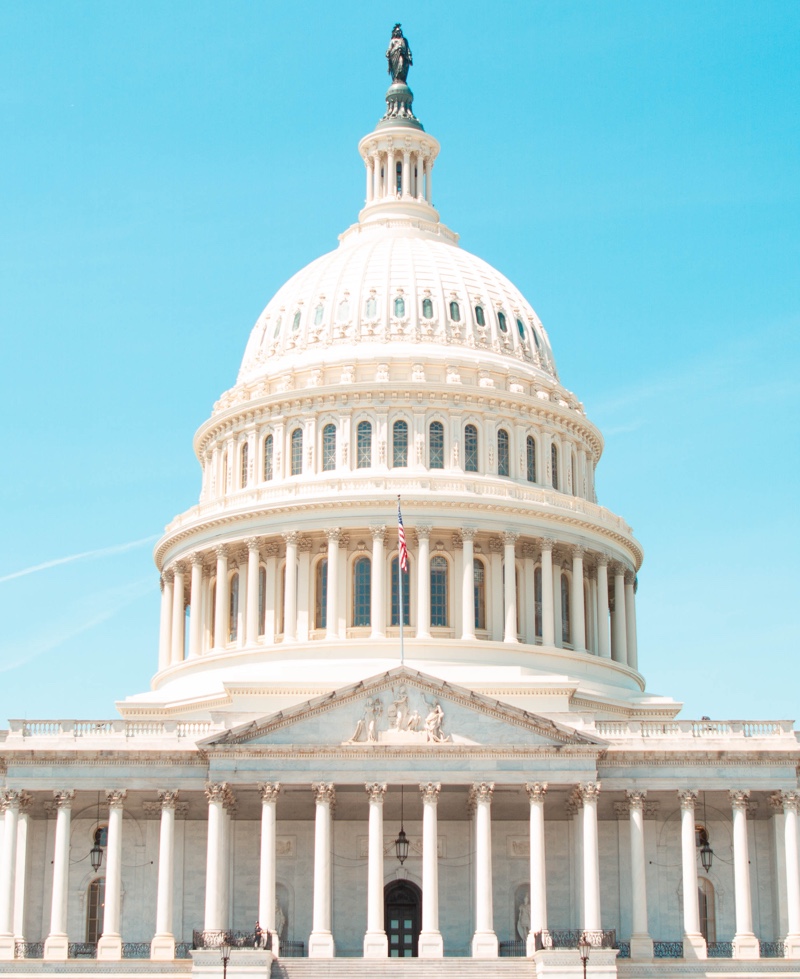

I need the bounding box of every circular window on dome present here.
[273,315,282,338]
[364,296,377,318]
[314,304,324,326]
[516,318,526,340]
[498,311,508,333]
[475,305,485,327]
[292,310,302,332]
[422,297,434,319]
[394,296,405,317]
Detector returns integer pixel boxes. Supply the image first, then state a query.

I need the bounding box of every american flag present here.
[397,498,409,572]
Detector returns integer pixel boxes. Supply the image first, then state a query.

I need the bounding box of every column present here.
[309,783,335,957]
[97,790,126,960]
[213,545,228,649]
[151,791,179,960]
[44,791,74,960]
[402,148,410,196]
[372,153,381,202]
[626,791,653,958]
[489,542,503,641]
[416,526,431,639]
[263,543,278,644]
[526,783,549,954]
[523,545,536,644]
[0,792,20,960]
[158,570,174,670]
[553,556,563,646]
[258,783,280,952]
[13,793,31,943]
[325,529,341,640]
[782,792,800,957]
[471,782,498,957]
[283,532,298,643]
[204,783,227,933]
[364,783,388,957]
[425,158,433,203]
[419,783,443,957]
[678,790,707,959]
[296,539,311,642]
[461,528,476,640]
[570,546,586,652]
[365,158,373,204]
[189,553,204,657]
[503,533,518,643]
[731,790,759,958]
[540,539,555,646]
[370,526,386,639]
[625,572,638,670]
[580,783,602,936]
[611,564,628,663]
[170,563,186,664]
[596,556,611,658]
[245,538,261,645]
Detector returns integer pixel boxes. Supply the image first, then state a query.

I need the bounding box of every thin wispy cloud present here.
[0,535,158,584]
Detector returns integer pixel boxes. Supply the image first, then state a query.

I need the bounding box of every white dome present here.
[238,216,556,386]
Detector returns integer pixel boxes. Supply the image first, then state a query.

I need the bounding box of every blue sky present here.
[1,1,798,725]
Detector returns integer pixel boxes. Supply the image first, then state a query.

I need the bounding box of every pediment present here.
[201,667,603,750]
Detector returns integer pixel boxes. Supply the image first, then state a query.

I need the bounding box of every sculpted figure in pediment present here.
[348,696,383,743]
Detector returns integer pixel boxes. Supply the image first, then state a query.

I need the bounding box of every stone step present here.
[271,960,533,979]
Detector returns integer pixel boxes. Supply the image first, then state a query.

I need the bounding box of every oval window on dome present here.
[449,301,461,322]
[273,315,282,338]
[394,296,405,317]
[364,296,376,318]
[517,318,526,340]
[475,305,485,327]
[314,304,324,325]
[498,311,508,333]
[292,310,301,332]
[422,297,433,319]
[338,298,350,322]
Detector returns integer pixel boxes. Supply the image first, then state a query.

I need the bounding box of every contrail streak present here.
[0,535,159,584]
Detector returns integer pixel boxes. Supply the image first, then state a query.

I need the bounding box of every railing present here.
[14,942,43,959]
[10,718,216,742]
[616,942,630,958]
[707,942,733,957]
[760,940,785,957]
[533,930,617,951]
[68,942,97,958]
[122,942,153,958]
[175,942,193,959]
[280,941,305,957]
[499,940,526,956]
[595,719,794,740]
[653,941,683,958]
[193,929,272,950]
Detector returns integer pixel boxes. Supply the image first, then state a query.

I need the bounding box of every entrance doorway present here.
[384,880,421,957]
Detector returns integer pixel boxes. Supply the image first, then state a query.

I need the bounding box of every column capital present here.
[470,781,495,805]
[539,537,555,552]
[779,791,800,815]
[297,537,313,552]
[415,525,432,541]
[571,544,586,560]
[325,527,342,543]
[610,561,626,577]
[596,552,609,567]
[283,531,299,546]
[626,789,647,811]
[190,550,204,567]
[370,525,387,542]
[525,782,548,803]
[263,541,279,557]
[502,531,519,546]
[579,782,601,803]
[419,782,441,804]
[678,789,698,811]
[258,782,281,804]
[161,567,175,584]
[157,790,180,810]
[171,560,186,576]
[461,526,478,541]
[106,790,127,810]
[365,782,388,803]
[244,537,261,552]
[488,537,503,552]
[312,782,336,808]
[213,544,228,560]
[204,781,228,805]
[521,542,537,558]
[0,789,22,812]
[730,789,751,812]
[624,569,636,585]
[52,789,76,810]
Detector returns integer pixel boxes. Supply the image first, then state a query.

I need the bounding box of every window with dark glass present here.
[315,559,327,630]
[534,566,542,638]
[392,420,408,468]
[422,297,433,319]
[229,572,239,642]
[517,318,526,340]
[86,878,105,943]
[264,434,274,481]
[429,421,444,469]
[561,572,571,645]
[394,296,405,317]
[396,160,402,194]
[475,305,485,326]
[498,311,508,332]
[322,423,336,471]
[449,300,460,322]
[430,556,448,627]
[497,429,509,477]
[357,421,372,469]
[526,436,536,483]
[551,442,559,489]
[391,556,410,626]
[473,559,486,630]
[353,557,371,626]
[464,424,478,472]
[291,428,303,476]
[240,442,249,488]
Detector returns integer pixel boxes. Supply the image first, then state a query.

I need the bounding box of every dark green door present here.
[385,880,421,957]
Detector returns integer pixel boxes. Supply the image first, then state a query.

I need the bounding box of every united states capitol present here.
[0,25,798,979]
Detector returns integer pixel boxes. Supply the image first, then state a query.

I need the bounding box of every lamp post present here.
[394,786,409,865]
[578,932,590,979]
[220,940,231,979]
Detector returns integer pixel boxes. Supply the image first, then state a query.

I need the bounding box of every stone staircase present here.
[271,960,534,979]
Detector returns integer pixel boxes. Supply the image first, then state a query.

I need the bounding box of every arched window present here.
[475,305,485,327]
[222,452,229,492]
[498,311,508,332]
[353,557,371,627]
[429,421,444,469]
[698,878,716,944]
[229,572,239,643]
[337,298,350,322]
[86,877,105,943]
[534,566,543,639]
[258,566,266,637]
[273,315,282,338]
[561,572,571,645]
[315,559,327,630]
[357,421,372,469]
[422,297,434,319]
[449,300,460,322]
[394,296,405,317]
[473,558,486,630]
[551,442,559,489]
[517,317,526,340]
[430,555,448,627]
[464,424,478,472]
[497,429,510,477]
[395,160,402,194]
[322,423,336,471]
[392,420,408,468]
[365,296,377,318]
[526,436,536,483]
[263,434,274,481]
[291,428,303,476]
[240,443,249,488]
[391,556,410,626]
[292,310,301,332]
[314,303,324,325]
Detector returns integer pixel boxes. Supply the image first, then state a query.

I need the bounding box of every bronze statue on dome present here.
[386,24,412,83]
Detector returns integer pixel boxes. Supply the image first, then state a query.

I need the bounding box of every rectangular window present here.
[430,556,448,627]
[391,558,410,626]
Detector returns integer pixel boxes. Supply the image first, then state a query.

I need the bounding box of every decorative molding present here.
[258,782,281,804]
[106,790,127,809]
[419,782,441,804]
[525,782,548,804]
[678,789,698,811]
[365,782,387,803]
[312,782,336,809]
[579,781,601,803]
